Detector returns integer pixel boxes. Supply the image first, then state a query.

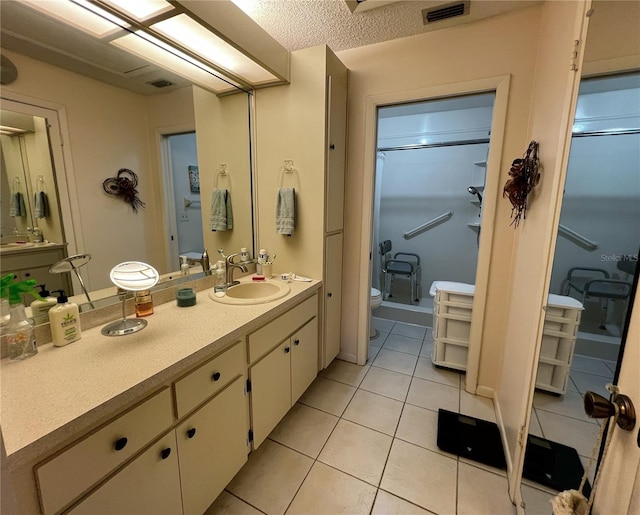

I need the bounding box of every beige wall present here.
[1,50,195,291]
[337,5,544,386]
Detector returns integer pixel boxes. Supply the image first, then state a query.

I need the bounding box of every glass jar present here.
[134,290,154,317]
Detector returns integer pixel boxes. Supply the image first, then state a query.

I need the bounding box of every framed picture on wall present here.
[188,165,199,193]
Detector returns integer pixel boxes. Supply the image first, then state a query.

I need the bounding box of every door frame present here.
[357,75,511,397]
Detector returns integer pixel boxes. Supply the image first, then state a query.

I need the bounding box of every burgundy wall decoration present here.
[503,141,540,227]
[102,168,145,213]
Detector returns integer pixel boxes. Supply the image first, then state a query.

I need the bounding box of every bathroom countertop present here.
[0,241,65,255]
[0,278,321,469]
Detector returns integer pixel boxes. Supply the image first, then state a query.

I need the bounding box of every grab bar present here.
[403,211,453,240]
[558,224,599,251]
[184,197,202,208]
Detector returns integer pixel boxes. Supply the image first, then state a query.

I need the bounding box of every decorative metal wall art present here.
[102,168,145,213]
[503,140,540,227]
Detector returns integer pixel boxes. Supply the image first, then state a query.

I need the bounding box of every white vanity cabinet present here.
[35,341,249,515]
[248,294,319,448]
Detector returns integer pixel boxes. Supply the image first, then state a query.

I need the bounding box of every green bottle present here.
[1,274,43,361]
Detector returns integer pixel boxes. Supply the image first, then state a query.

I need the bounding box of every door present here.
[176,378,248,515]
[291,317,319,403]
[496,1,591,504]
[591,278,639,513]
[324,233,343,367]
[249,341,292,449]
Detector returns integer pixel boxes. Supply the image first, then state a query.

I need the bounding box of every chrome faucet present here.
[225,253,248,286]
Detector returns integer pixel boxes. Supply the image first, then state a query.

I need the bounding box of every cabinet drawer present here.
[173,341,244,418]
[248,294,318,363]
[36,388,173,515]
[68,431,182,515]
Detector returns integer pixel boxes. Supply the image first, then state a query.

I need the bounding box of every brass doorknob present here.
[584,390,636,431]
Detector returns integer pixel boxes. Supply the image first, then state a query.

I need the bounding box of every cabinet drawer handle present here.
[187,427,197,439]
[294,339,300,346]
[160,448,172,460]
[330,143,335,150]
[211,371,221,382]
[327,292,332,298]
[114,437,128,451]
[284,346,290,353]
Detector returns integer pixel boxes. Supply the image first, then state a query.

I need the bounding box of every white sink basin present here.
[209,280,290,305]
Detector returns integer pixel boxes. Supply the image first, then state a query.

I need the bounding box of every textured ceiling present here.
[232,0,541,53]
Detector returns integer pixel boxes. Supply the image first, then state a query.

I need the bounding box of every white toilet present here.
[370,288,383,338]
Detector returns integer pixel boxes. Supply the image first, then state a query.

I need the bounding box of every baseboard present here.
[475,385,495,399]
[336,351,357,364]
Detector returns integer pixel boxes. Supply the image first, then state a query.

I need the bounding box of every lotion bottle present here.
[49,290,81,347]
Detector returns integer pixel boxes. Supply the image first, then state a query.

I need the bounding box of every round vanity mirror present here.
[102,261,159,336]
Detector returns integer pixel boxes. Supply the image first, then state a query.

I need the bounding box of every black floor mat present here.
[437,409,507,469]
[523,434,591,497]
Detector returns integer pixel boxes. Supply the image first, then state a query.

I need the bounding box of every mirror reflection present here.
[521,0,640,504]
[0,3,256,321]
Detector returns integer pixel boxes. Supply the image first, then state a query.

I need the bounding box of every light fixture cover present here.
[110,261,159,291]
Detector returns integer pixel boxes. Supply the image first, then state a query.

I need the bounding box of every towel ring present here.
[278,160,300,190]
[215,164,231,191]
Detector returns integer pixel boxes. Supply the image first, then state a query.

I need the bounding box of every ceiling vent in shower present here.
[422,1,470,24]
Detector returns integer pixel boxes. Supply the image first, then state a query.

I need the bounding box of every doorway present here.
[162,132,204,272]
[371,93,494,339]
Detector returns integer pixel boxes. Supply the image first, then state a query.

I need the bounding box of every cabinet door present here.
[323,233,343,367]
[325,73,347,233]
[69,432,182,515]
[291,317,319,403]
[250,341,292,449]
[176,377,248,515]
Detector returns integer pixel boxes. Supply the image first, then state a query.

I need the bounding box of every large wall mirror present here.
[0,0,256,316]
[520,0,640,509]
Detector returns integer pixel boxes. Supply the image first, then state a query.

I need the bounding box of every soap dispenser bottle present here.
[49,290,81,347]
[181,256,190,276]
[1,274,42,360]
[30,284,58,324]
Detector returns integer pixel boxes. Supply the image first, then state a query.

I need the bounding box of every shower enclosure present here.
[372,93,495,320]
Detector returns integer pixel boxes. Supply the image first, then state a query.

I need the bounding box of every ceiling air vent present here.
[422,1,470,24]
[147,79,174,88]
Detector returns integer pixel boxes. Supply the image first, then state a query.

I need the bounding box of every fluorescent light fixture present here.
[102,0,173,22]
[23,0,128,37]
[152,14,278,84]
[111,31,241,93]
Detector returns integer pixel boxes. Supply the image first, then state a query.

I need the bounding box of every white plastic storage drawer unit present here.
[430,281,475,371]
[536,294,583,394]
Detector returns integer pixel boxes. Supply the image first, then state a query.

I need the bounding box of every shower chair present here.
[379,240,422,305]
[563,261,634,329]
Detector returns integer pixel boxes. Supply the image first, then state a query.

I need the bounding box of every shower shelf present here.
[467,222,481,230]
[469,200,482,206]
[474,161,487,168]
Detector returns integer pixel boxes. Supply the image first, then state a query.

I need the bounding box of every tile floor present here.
[206,317,616,515]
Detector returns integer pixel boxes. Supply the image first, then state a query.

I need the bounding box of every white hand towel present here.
[276,188,296,236]
[210,188,233,231]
